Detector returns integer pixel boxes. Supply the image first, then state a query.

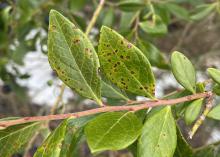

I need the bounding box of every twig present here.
[171,22,192,52]
[0,91,211,128]
[85,0,105,36]
[189,92,214,139]
[50,84,66,114]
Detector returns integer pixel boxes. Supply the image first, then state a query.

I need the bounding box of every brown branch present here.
[50,84,66,114]
[0,91,212,128]
[85,0,105,35]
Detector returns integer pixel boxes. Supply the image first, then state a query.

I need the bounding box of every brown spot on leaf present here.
[127,43,132,49]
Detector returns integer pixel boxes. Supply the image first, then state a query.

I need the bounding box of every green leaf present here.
[184,98,203,125]
[139,15,168,36]
[102,8,115,27]
[117,1,144,12]
[154,4,171,24]
[85,112,143,153]
[34,120,68,157]
[0,122,41,157]
[213,84,220,96]
[60,116,95,157]
[101,80,129,100]
[193,144,220,157]
[137,39,169,69]
[98,26,155,98]
[165,3,189,20]
[190,4,216,21]
[119,12,138,30]
[207,104,220,120]
[171,51,196,93]
[207,68,220,85]
[174,127,193,157]
[138,106,177,157]
[48,10,102,105]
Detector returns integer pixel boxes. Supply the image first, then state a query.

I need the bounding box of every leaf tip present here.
[49,9,58,16]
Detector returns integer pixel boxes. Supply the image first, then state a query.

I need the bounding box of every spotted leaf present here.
[0,122,41,157]
[48,10,102,105]
[98,26,155,98]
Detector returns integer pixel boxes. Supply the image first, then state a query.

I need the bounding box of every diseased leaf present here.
[171,51,196,93]
[101,80,129,100]
[98,26,155,98]
[207,104,220,120]
[139,15,168,35]
[0,122,41,157]
[138,106,177,157]
[34,120,68,157]
[85,112,143,153]
[207,68,220,85]
[174,127,193,157]
[48,10,102,105]
[184,98,203,125]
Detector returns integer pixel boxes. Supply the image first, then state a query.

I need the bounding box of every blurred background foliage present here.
[0,0,220,156]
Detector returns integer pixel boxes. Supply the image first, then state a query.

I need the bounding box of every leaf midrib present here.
[52,14,100,102]
[93,112,130,149]
[0,123,39,141]
[151,107,170,157]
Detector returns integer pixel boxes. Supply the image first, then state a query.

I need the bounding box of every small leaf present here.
[174,127,193,157]
[34,120,68,157]
[48,10,102,105]
[60,116,95,157]
[184,98,203,125]
[171,51,196,93]
[207,68,220,85]
[196,82,205,93]
[85,112,143,153]
[193,144,220,157]
[98,26,155,98]
[117,1,144,12]
[165,3,189,20]
[101,80,129,100]
[138,106,177,157]
[154,4,171,24]
[102,8,114,27]
[0,122,41,157]
[139,15,168,35]
[207,104,220,120]
[213,84,220,96]
[119,12,138,30]
[190,4,216,21]
[137,39,169,69]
